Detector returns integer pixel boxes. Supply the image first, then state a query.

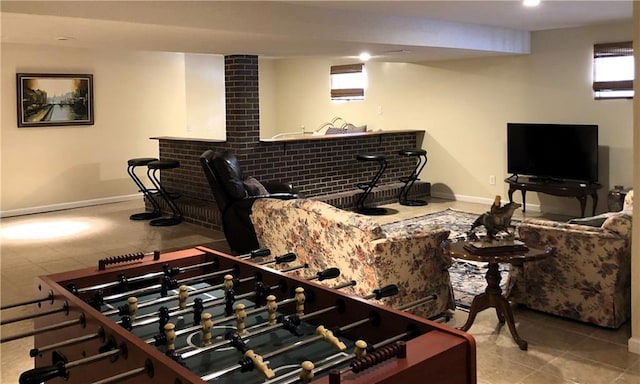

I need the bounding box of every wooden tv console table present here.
[505,175,602,217]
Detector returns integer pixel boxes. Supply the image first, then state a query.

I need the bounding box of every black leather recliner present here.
[200,149,299,254]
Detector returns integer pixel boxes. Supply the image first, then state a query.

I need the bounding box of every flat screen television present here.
[507,123,599,183]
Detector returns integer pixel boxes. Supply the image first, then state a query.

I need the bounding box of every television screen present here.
[507,123,599,182]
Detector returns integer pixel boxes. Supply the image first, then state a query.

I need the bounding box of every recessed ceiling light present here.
[359,52,371,61]
[523,0,541,7]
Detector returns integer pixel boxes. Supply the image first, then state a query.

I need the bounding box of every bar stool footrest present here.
[356,207,389,215]
[399,199,428,206]
[130,211,162,221]
[150,217,183,227]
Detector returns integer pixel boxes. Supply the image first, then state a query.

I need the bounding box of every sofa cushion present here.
[623,189,634,212]
[568,213,613,227]
[602,213,632,237]
[243,176,269,196]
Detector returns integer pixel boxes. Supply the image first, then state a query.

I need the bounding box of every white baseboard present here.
[628,337,640,355]
[430,191,589,217]
[0,194,142,218]
[430,191,543,212]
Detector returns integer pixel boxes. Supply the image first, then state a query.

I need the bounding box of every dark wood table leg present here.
[458,262,528,350]
[520,190,527,212]
[576,196,587,217]
[591,192,598,216]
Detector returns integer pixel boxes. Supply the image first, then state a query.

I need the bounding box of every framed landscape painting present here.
[16,73,94,127]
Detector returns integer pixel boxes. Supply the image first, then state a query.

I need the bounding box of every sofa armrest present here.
[262,181,297,194]
[244,193,299,201]
[520,217,627,239]
[370,229,455,316]
[511,216,632,328]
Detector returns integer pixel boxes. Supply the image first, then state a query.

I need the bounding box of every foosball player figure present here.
[235,303,247,335]
[127,296,138,322]
[316,325,347,351]
[164,322,176,352]
[244,349,275,379]
[224,274,234,292]
[178,285,188,310]
[295,287,305,315]
[201,312,214,346]
[266,294,277,325]
[354,339,368,357]
[158,306,171,333]
[300,361,315,383]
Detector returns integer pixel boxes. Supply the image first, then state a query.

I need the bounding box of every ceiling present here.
[0,1,634,62]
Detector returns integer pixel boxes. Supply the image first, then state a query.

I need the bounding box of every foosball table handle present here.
[98,251,160,271]
[316,268,340,281]
[19,362,66,384]
[373,284,399,299]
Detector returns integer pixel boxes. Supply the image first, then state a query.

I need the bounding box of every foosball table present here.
[2,246,476,383]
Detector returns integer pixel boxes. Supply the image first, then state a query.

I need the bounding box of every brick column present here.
[225,55,260,159]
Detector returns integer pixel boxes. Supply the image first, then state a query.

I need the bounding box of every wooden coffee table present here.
[445,240,552,350]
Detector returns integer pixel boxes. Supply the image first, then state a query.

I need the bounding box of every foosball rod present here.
[155,294,300,346]
[126,263,311,326]
[18,343,125,384]
[129,277,283,328]
[183,284,398,361]
[102,268,272,316]
[102,273,253,317]
[197,285,403,381]
[130,265,335,328]
[180,294,340,360]
[100,264,240,302]
[102,259,309,303]
[88,359,154,384]
[78,259,218,293]
[0,290,54,311]
[274,334,411,384]
[153,280,363,347]
[0,301,69,326]
[79,248,282,294]
[1,314,86,344]
[29,327,105,357]
[395,294,437,311]
[199,311,378,381]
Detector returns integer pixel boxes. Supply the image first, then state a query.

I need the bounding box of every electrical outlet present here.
[489,175,496,185]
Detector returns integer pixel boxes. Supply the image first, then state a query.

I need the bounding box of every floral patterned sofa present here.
[508,190,633,328]
[250,198,455,319]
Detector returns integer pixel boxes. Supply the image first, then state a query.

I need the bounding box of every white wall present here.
[1,22,634,216]
[263,22,634,215]
[0,44,224,215]
[185,53,226,139]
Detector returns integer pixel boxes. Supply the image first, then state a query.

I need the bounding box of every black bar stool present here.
[398,149,428,206]
[147,159,183,226]
[127,157,162,220]
[355,154,388,215]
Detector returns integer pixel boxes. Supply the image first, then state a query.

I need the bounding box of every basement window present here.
[330,64,366,101]
[593,41,634,99]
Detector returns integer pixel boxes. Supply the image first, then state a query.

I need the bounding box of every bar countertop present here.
[150,136,226,143]
[259,129,425,143]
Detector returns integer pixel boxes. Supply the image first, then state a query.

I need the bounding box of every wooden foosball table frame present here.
[27,246,476,383]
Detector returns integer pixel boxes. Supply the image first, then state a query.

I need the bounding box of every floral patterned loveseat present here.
[508,190,633,328]
[250,198,455,319]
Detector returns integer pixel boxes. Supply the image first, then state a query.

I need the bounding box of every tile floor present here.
[1,198,638,383]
